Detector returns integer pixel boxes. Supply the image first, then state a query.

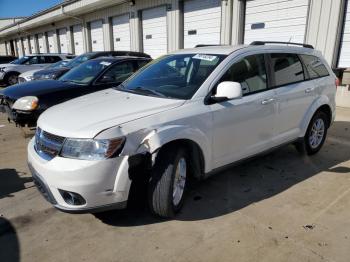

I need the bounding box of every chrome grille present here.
[34,127,66,160]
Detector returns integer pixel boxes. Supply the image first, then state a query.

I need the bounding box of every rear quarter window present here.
[300,54,329,79]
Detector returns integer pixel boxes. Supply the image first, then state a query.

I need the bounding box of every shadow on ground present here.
[78,121,350,225]
[0,169,32,199]
[0,217,19,262]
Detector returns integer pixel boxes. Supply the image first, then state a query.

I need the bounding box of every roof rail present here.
[195,44,223,48]
[250,41,314,49]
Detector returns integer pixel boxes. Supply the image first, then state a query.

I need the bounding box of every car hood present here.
[0,63,15,69]
[2,80,75,99]
[20,69,41,77]
[38,89,185,138]
[34,67,70,76]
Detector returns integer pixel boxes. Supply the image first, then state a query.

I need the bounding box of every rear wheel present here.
[298,111,328,155]
[5,72,19,86]
[148,146,188,218]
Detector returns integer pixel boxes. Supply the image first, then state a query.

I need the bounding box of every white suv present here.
[0,54,73,86]
[27,42,336,217]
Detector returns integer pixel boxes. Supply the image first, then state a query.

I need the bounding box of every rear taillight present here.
[335,78,340,88]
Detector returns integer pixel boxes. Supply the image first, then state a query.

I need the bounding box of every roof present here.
[171,44,318,56]
[90,56,150,63]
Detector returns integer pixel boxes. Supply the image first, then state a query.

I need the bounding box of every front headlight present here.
[12,96,38,111]
[0,67,5,72]
[60,137,125,160]
[43,73,56,79]
[25,75,34,81]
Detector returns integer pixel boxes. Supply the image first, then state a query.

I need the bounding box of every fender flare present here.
[135,125,212,173]
[299,95,332,137]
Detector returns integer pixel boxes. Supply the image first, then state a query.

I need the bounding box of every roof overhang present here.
[0,0,128,38]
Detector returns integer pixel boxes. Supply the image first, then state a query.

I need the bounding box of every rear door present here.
[210,53,277,168]
[270,52,315,143]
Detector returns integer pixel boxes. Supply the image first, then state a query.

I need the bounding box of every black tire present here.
[300,111,329,155]
[4,72,19,86]
[148,146,189,218]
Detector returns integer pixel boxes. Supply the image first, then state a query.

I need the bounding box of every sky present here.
[0,0,63,18]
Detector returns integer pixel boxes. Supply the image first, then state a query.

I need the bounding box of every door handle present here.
[305,87,315,93]
[261,98,275,105]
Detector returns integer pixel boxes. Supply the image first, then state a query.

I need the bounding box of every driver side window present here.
[219,54,267,96]
[98,61,135,83]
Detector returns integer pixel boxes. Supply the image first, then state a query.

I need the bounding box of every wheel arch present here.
[300,96,334,136]
[134,125,211,176]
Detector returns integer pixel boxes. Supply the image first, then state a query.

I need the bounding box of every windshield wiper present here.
[132,87,167,98]
[114,85,166,98]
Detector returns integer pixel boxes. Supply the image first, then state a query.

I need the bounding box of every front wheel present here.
[302,111,329,155]
[5,72,19,86]
[148,147,188,218]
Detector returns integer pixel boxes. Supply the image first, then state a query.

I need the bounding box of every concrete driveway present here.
[1,107,350,262]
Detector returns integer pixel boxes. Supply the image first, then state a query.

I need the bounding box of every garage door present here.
[184,0,221,48]
[30,36,35,53]
[73,25,84,55]
[112,14,131,51]
[244,0,309,44]
[58,28,68,53]
[142,6,167,58]
[338,0,350,68]
[90,20,104,51]
[38,33,45,53]
[16,39,23,57]
[23,38,30,55]
[6,41,11,55]
[47,31,55,53]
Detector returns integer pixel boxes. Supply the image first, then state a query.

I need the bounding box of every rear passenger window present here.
[271,53,304,87]
[219,54,267,95]
[300,55,329,79]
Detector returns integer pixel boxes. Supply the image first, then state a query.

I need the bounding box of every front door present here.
[210,54,277,168]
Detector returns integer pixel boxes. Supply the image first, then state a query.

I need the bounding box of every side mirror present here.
[211,81,242,102]
[99,75,114,83]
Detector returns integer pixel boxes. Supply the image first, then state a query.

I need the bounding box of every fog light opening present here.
[59,190,86,206]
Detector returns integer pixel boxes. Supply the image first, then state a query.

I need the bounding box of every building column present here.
[43,32,49,53]
[130,11,142,52]
[167,1,181,52]
[231,0,245,45]
[103,18,113,51]
[83,21,91,52]
[66,26,74,54]
[221,0,233,45]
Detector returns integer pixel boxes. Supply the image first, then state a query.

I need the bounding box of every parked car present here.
[18,60,72,83]
[27,42,336,217]
[32,51,151,81]
[0,55,17,64]
[0,54,73,86]
[0,56,151,127]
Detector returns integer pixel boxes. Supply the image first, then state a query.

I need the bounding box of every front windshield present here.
[66,54,94,68]
[59,59,111,85]
[10,56,29,65]
[48,60,69,69]
[118,53,226,99]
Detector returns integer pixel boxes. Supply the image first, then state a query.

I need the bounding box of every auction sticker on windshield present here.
[192,54,217,61]
[100,61,112,66]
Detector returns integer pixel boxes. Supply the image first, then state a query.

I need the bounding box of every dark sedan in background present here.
[0,56,151,127]
[32,51,151,81]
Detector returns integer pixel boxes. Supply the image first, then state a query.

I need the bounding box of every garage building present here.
[0,0,348,69]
